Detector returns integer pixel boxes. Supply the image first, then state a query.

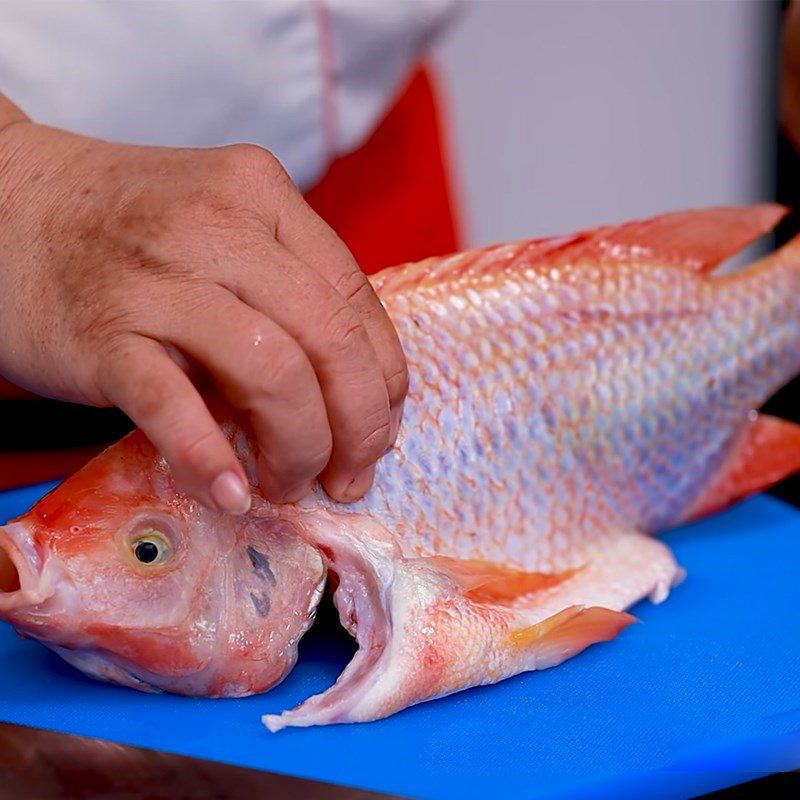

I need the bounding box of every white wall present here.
[435,0,774,249]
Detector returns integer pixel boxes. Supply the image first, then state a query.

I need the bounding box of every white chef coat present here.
[0,0,456,189]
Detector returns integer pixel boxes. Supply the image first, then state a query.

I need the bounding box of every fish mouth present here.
[263,514,396,731]
[0,523,54,613]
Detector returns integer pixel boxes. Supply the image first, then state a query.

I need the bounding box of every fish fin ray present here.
[684,414,800,521]
[586,205,787,274]
[371,205,786,296]
[508,605,636,670]
[264,534,679,730]
[421,555,581,604]
[371,233,586,295]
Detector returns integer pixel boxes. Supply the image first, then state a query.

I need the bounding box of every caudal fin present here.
[683,415,800,522]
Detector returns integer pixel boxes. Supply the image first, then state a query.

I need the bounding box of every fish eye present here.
[130,529,171,566]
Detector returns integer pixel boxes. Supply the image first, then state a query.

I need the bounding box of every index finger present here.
[96,335,251,515]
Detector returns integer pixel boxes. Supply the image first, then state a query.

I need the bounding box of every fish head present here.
[0,430,325,697]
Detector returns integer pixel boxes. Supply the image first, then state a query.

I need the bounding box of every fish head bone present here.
[0,430,325,697]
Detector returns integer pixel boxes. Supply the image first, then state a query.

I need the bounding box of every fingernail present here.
[342,464,375,502]
[211,470,251,514]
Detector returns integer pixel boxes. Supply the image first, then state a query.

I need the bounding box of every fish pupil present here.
[135,541,159,564]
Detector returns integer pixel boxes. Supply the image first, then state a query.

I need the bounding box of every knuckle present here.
[332,266,370,305]
[295,442,333,477]
[218,143,286,184]
[94,335,136,386]
[74,299,129,343]
[269,348,311,393]
[175,427,220,472]
[95,332,131,361]
[251,342,312,402]
[307,443,333,474]
[323,302,366,354]
[385,360,410,403]
[124,374,173,421]
[351,415,392,464]
[213,143,295,229]
[261,439,332,483]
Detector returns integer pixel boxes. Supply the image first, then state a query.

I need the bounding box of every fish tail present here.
[719,230,800,408]
[682,414,800,522]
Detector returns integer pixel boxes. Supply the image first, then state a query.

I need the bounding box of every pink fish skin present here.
[0,205,799,729]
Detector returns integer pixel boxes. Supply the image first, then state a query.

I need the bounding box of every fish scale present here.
[4,206,800,729]
[306,247,778,571]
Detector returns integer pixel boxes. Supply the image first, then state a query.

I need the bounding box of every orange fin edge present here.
[684,414,800,522]
[423,556,580,604]
[591,204,788,274]
[372,205,787,296]
[509,605,637,669]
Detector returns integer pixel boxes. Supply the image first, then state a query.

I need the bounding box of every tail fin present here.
[719,228,800,422]
[683,414,800,522]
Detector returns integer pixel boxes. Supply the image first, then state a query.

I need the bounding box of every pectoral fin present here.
[420,555,581,604]
[263,517,679,731]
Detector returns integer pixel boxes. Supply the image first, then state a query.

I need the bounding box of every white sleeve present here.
[0,0,456,190]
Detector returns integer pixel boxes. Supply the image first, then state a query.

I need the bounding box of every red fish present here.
[1,206,799,729]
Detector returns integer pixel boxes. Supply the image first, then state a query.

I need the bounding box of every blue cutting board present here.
[0,481,798,800]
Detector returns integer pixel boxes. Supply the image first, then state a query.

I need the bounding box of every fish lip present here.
[0,522,55,612]
[264,513,396,731]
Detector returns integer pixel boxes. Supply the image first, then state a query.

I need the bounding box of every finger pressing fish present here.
[1,205,800,730]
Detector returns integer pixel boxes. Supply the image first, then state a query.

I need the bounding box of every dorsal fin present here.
[684,414,800,522]
[372,205,787,296]
[422,556,580,604]
[371,233,584,295]
[587,205,787,274]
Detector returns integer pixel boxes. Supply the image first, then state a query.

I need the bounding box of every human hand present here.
[0,111,407,513]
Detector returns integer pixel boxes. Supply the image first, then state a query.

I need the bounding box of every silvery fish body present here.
[1,206,799,730]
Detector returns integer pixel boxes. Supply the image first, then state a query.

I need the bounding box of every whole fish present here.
[1,206,800,731]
